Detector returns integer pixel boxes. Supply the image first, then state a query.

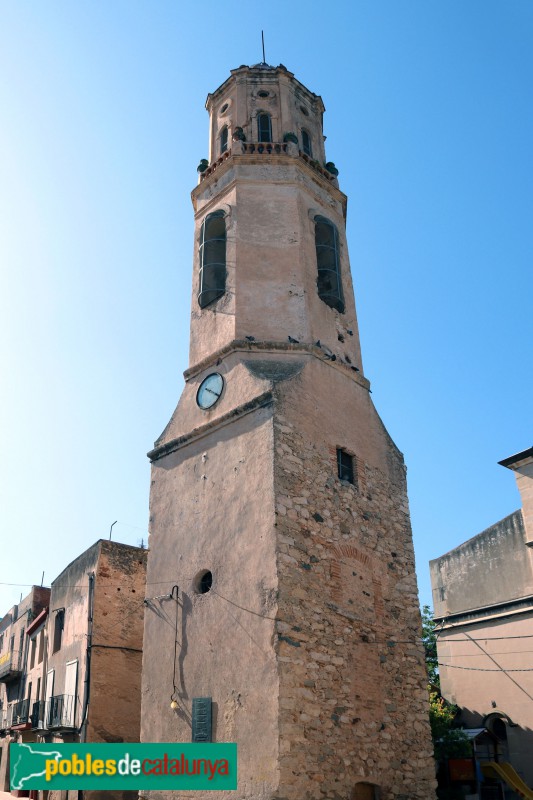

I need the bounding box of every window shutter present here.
[315,215,344,313]
[198,212,226,308]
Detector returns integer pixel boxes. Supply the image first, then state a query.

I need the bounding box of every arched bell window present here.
[198,211,226,309]
[315,215,344,313]
[257,113,272,142]
[302,129,312,157]
[220,126,228,155]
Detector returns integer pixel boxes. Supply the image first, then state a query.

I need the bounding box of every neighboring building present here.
[430,446,533,788]
[0,540,147,798]
[141,63,436,799]
[0,585,50,791]
[43,540,147,751]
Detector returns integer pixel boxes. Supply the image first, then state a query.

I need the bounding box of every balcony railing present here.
[0,650,22,682]
[198,143,337,185]
[30,700,46,729]
[239,141,288,155]
[47,694,76,729]
[11,698,30,726]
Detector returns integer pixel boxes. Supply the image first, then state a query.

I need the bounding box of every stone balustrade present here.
[199,144,337,184]
[240,141,288,155]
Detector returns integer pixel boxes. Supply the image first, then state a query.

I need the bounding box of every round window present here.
[300,105,309,116]
[195,570,213,594]
[258,90,269,98]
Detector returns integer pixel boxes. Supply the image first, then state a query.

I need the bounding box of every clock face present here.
[196,373,224,410]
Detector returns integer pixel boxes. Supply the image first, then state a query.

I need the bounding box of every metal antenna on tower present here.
[261,30,266,64]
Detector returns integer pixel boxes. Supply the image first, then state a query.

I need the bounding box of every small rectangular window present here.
[53,610,64,654]
[30,638,36,670]
[38,629,44,664]
[337,448,354,484]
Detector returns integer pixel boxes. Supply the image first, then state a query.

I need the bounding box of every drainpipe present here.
[78,572,94,743]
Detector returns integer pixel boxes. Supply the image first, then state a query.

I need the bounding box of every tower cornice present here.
[182,339,370,390]
[192,150,346,219]
[147,389,274,463]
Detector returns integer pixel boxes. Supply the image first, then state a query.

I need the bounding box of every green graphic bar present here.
[11,742,237,790]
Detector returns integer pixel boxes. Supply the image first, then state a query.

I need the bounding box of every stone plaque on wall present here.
[192,697,212,743]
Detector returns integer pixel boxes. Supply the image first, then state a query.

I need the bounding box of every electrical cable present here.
[169,585,180,709]
[3,572,532,647]
[437,663,533,672]
[436,650,533,657]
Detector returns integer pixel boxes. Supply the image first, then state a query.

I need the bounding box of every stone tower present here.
[140,63,436,800]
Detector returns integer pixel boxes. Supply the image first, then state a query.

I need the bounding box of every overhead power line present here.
[438,662,533,673]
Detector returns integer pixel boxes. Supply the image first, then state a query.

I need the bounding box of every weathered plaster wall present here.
[430,511,533,617]
[233,172,361,369]
[157,345,273,450]
[515,461,533,543]
[141,405,280,800]
[437,612,533,785]
[189,160,361,373]
[46,542,100,732]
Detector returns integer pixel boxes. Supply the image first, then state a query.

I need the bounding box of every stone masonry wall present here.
[272,411,436,800]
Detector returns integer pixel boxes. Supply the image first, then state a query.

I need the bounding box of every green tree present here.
[422,605,472,761]
[422,604,439,687]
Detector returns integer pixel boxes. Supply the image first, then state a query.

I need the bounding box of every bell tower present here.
[141,63,436,800]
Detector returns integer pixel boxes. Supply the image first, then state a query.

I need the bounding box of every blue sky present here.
[1,1,531,615]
